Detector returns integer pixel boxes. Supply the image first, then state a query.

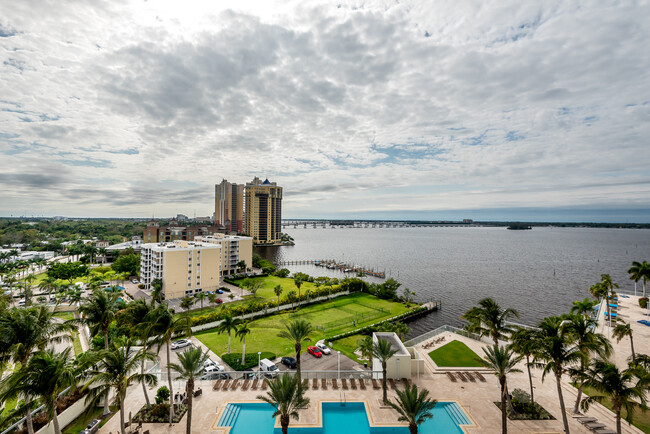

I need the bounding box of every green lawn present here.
[195,293,410,360]
[53,311,74,321]
[429,340,484,367]
[579,384,650,433]
[330,334,366,364]
[62,405,115,434]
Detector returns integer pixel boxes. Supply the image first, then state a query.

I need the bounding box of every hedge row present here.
[326,306,429,342]
[221,352,276,370]
[188,283,354,327]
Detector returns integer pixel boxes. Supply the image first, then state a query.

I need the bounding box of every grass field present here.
[330,334,366,364]
[429,340,483,367]
[195,293,410,360]
[578,384,650,433]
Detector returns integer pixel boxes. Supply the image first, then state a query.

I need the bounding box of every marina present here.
[275,259,387,278]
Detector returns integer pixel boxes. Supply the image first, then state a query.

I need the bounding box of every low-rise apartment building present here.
[194,234,253,276]
[140,240,221,300]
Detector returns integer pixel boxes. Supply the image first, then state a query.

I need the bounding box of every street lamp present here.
[258,352,262,379]
[337,351,341,379]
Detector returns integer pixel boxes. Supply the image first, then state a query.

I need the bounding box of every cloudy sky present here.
[1,0,649,222]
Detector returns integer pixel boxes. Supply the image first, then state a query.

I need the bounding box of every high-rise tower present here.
[214,179,244,233]
[244,177,282,244]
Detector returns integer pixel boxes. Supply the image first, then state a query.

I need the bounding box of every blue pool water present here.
[218,401,471,434]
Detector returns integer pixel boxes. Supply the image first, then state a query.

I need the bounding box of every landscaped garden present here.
[195,292,411,360]
[428,340,483,367]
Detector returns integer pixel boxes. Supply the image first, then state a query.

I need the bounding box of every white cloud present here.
[0,0,649,219]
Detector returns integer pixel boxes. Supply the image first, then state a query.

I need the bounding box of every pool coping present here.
[211,399,478,433]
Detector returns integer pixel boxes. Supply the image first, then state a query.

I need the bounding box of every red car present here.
[215,298,223,304]
[308,346,322,358]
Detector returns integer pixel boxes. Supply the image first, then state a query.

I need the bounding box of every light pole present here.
[258,352,262,379]
[337,351,341,379]
[396,358,400,380]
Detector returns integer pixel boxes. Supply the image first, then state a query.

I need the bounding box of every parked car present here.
[281,357,297,368]
[204,364,225,375]
[259,358,279,377]
[170,339,192,350]
[79,418,101,434]
[315,342,331,355]
[131,279,139,284]
[242,368,256,379]
[215,298,223,304]
[17,299,25,307]
[217,289,224,294]
[203,359,218,369]
[307,346,322,358]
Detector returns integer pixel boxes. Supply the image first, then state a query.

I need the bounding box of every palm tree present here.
[373,337,398,404]
[207,292,219,307]
[565,314,612,414]
[257,374,310,434]
[150,278,163,303]
[277,319,313,381]
[628,261,650,297]
[533,316,581,434]
[22,274,36,306]
[0,306,73,434]
[38,276,58,297]
[168,347,209,434]
[461,298,519,344]
[481,345,522,434]
[117,298,157,409]
[357,336,374,369]
[77,289,121,415]
[274,285,283,311]
[217,314,240,354]
[236,322,252,366]
[180,297,195,311]
[571,298,597,317]
[144,303,192,424]
[581,359,649,434]
[196,292,206,311]
[84,342,157,434]
[0,348,77,434]
[293,276,303,303]
[509,327,537,403]
[387,383,437,434]
[613,321,635,361]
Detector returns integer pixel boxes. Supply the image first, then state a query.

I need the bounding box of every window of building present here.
[185,289,193,295]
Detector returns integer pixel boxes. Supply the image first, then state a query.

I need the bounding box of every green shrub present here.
[155,386,169,404]
[221,352,276,370]
[640,297,648,309]
[149,403,169,419]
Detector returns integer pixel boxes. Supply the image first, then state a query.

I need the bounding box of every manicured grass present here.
[330,334,366,364]
[579,384,650,433]
[428,340,483,367]
[53,311,74,321]
[62,405,115,434]
[195,293,410,360]
[232,275,323,301]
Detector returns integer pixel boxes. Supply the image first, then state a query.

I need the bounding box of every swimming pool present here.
[217,401,472,434]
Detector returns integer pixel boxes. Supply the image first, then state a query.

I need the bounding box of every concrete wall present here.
[36,398,91,434]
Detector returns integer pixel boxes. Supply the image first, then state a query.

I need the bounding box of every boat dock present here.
[275,259,386,278]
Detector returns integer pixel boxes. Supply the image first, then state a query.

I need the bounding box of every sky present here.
[1,1,649,222]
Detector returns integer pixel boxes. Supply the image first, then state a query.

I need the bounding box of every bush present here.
[149,403,169,419]
[221,352,276,370]
[274,268,290,278]
[640,297,648,309]
[138,283,144,289]
[499,388,554,420]
[155,386,170,404]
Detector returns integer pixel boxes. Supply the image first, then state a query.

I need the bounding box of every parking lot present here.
[276,349,361,372]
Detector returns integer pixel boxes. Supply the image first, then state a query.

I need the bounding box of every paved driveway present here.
[276,350,361,372]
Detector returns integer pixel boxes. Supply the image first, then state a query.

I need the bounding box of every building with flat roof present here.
[194,234,253,276]
[244,177,282,244]
[143,220,222,244]
[372,332,424,380]
[140,240,222,300]
[215,179,244,234]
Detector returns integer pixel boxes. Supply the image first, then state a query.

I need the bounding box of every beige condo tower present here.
[215,179,244,233]
[244,177,283,244]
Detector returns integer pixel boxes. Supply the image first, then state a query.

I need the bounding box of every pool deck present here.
[96,295,649,434]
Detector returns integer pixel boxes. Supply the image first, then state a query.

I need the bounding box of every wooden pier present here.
[275,259,386,278]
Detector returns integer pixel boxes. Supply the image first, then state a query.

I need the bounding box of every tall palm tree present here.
[0,306,73,434]
[373,337,398,404]
[509,327,538,403]
[565,314,612,414]
[357,336,374,369]
[571,298,597,317]
[196,292,206,311]
[144,303,192,424]
[481,344,522,434]
[293,276,303,303]
[217,314,240,354]
[581,359,649,434]
[461,298,519,344]
[21,274,36,306]
[277,319,313,381]
[387,384,437,434]
[84,341,157,434]
[77,289,121,415]
[628,261,650,297]
[257,374,310,434]
[533,316,581,434]
[168,347,209,434]
[613,321,635,361]
[0,348,77,434]
[38,276,58,298]
[117,298,157,409]
[274,285,283,311]
[236,322,252,366]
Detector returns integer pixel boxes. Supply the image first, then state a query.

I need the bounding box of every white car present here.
[132,279,139,284]
[203,359,218,369]
[204,364,225,374]
[170,339,192,350]
[316,342,331,355]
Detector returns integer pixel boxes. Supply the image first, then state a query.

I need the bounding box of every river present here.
[255,226,650,338]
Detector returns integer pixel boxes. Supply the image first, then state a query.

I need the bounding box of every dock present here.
[275,259,386,278]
